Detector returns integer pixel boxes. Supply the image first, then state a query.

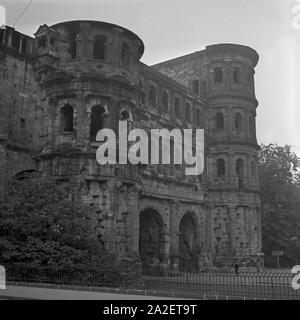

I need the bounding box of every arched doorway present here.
[139,208,165,264]
[178,212,201,272]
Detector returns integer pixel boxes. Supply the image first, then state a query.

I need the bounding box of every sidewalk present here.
[0,284,187,300]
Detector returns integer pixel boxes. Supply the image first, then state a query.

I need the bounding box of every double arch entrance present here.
[139,208,202,271]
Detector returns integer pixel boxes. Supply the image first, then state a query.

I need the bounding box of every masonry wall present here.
[0,27,40,196]
[0,21,263,270]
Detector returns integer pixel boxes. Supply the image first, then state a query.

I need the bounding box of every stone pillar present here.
[169,200,179,270]
[18,35,23,53]
[228,152,234,186]
[111,27,123,65]
[127,186,140,256]
[203,205,211,254]
[79,22,93,62]
[228,205,236,260]
[7,29,12,47]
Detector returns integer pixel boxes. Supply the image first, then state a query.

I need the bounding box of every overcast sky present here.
[2,0,300,155]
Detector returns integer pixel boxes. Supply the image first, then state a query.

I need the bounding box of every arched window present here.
[149,85,157,108]
[12,32,21,51]
[185,103,191,123]
[60,104,74,132]
[90,105,106,141]
[235,112,243,131]
[196,109,201,127]
[94,35,107,59]
[217,158,225,176]
[236,159,244,177]
[120,110,130,121]
[121,43,131,67]
[233,67,240,84]
[37,36,46,49]
[213,67,223,83]
[174,98,180,119]
[216,112,224,130]
[162,91,169,112]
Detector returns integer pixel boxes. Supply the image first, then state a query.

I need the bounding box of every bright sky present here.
[2,0,300,155]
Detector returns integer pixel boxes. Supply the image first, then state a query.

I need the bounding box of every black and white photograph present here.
[0,0,300,310]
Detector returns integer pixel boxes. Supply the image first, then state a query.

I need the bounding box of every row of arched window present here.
[213,66,241,84]
[59,104,131,141]
[216,157,256,185]
[148,84,201,125]
[92,35,131,66]
[214,111,255,134]
[37,32,132,67]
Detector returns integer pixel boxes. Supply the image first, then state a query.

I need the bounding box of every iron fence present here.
[2,263,300,299]
[142,264,300,300]
[4,263,142,289]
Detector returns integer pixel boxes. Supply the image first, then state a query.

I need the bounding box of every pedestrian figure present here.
[234,263,239,275]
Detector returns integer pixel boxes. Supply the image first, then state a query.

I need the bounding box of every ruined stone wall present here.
[0,21,263,269]
[0,28,40,196]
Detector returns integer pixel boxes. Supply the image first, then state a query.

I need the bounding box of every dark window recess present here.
[120,110,130,120]
[192,79,200,95]
[196,109,201,126]
[20,118,26,129]
[216,112,224,130]
[0,30,4,45]
[37,37,46,49]
[233,68,240,84]
[217,158,226,176]
[185,103,191,122]
[174,98,181,119]
[90,105,106,141]
[12,33,21,51]
[49,37,55,46]
[94,35,107,59]
[213,67,223,83]
[61,104,74,132]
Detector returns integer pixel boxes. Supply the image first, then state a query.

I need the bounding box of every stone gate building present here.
[0,20,263,270]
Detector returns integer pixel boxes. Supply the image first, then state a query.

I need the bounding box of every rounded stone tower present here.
[33,20,145,253]
[203,44,263,267]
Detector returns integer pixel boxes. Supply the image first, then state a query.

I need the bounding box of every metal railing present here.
[142,265,300,300]
[2,263,300,299]
[4,263,142,289]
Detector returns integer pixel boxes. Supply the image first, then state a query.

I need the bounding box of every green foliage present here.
[0,173,106,267]
[258,144,300,267]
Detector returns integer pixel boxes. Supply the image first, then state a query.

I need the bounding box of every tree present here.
[0,173,107,267]
[258,144,300,267]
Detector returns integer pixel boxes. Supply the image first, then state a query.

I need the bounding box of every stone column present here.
[169,200,179,270]
[7,29,13,47]
[126,186,140,256]
[111,27,123,65]
[18,35,24,53]
[228,205,236,260]
[103,180,116,253]
[228,152,234,186]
